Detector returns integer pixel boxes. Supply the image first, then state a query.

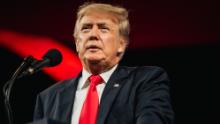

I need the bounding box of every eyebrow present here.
[97,23,108,27]
[82,22,109,27]
[81,23,92,27]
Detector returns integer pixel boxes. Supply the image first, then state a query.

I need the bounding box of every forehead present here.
[79,12,118,26]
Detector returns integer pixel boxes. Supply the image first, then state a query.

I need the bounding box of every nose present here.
[88,26,99,40]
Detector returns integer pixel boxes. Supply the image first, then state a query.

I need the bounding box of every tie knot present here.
[89,75,103,86]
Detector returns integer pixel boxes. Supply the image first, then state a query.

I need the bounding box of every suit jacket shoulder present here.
[118,66,170,85]
[33,76,79,122]
[39,78,77,98]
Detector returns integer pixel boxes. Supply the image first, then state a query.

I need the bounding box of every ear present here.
[117,38,126,55]
[75,39,79,52]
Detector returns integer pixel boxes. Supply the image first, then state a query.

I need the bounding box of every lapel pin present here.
[113,83,120,88]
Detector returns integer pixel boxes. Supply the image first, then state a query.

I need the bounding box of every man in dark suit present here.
[33,2,174,124]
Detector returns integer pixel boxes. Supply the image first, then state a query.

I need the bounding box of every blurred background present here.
[0,0,220,123]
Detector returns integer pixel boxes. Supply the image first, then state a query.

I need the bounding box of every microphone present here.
[3,49,62,124]
[19,48,62,77]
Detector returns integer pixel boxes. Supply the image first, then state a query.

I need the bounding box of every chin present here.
[85,54,104,60]
[84,56,103,63]
[88,58,102,63]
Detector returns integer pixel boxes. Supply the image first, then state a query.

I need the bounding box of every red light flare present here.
[0,30,82,81]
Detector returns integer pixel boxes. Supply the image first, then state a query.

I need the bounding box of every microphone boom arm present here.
[2,56,36,124]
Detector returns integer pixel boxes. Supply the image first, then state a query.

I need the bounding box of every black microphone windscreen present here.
[43,49,62,67]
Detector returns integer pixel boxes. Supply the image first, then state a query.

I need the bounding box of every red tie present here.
[79,75,103,124]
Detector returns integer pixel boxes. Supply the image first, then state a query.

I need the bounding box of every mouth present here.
[86,45,101,51]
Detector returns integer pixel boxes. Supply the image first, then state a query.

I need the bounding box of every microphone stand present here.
[2,56,36,124]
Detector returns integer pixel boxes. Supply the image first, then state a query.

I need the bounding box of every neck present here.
[83,62,116,75]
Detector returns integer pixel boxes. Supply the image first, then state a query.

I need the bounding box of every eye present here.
[100,27,109,33]
[81,25,91,33]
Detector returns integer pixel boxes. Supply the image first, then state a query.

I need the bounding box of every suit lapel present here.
[56,73,81,123]
[97,66,130,124]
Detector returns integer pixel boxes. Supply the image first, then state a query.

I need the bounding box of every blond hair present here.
[73,3,130,43]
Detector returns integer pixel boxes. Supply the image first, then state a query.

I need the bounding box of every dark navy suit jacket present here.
[33,66,174,124]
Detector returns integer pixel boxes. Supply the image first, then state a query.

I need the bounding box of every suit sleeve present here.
[135,68,174,124]
[33,94,44,121]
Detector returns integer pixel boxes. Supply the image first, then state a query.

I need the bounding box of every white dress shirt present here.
[71,65,118,124]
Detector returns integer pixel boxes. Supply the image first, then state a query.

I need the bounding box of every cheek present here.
[76,36,86,49]
[76,41,84,53]
[104,39,119,54]
[110,35,121,47]
[78,33,88,43]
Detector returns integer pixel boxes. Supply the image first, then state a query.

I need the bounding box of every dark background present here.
[1,0,220,124]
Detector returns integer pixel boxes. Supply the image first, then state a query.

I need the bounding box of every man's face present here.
[75,12,126,70]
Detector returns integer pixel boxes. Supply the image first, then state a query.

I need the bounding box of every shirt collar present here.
[79,64,118,89]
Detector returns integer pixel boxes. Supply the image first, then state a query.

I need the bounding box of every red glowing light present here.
[0,30,82,81]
